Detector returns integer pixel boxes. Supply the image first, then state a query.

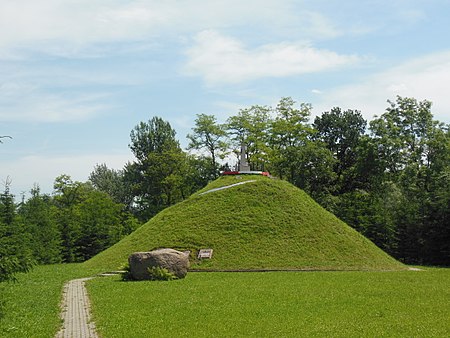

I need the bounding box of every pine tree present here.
[0,179,34,282]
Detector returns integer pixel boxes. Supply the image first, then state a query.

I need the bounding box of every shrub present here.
[147,266,177,281]
[120,264,133,281]
[120,264,177,281]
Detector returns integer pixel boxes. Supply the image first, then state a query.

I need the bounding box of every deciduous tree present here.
[187,114,228,178]
[368,96,449,264]
[127,117,188,220]
[89,164,133,210]
[313,107,367,192]
[268,97,314,181]
[227,105,271,170]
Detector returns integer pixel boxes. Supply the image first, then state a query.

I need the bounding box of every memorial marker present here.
[198,249,213,259]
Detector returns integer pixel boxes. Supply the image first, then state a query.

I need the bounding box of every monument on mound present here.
[239,144,250,171]
[223,144,270,176]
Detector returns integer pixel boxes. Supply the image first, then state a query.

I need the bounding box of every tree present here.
[52,175,87,262]
[351,135,387,191]
[368,96,450,264]
[422,164,450,265]
[227,105,271,171]
[268,97,314,181]
[412,124,450,265]
[0,178,34,282]
[75,190,123,261]
[288,141,337,211]
[369,96,435,176]
[313,107,367,193]
[126,117,188,220]
[129,117,179,162]
[52,174,139,262]
[187,114,228,178]
[182,154,216,193]
[337,183,400,255]
[89,164,133,210]
[18,185,62,264]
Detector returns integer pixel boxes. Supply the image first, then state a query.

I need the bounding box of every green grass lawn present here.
[1,265,449,337]
[85,176,404,272]
[87,268,450,337]
[0,177,444,337]
[0,264,100,338]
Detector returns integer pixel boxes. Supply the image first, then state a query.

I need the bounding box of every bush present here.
[120,264,177,281]
[147,266,177,281]
[120,264,133,281]
[0,253,34,283]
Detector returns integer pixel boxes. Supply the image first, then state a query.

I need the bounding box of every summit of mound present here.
[84,175,405,271]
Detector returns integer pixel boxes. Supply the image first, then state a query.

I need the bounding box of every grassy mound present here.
[84,175,405,271]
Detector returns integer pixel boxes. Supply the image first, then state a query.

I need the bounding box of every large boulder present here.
[128,248,190,280]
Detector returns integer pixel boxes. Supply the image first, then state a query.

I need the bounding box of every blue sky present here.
[1,0,450,197]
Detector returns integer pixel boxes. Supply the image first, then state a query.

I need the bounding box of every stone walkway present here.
[55,278,98,338]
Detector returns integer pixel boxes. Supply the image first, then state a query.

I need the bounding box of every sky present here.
[1,0,450,198]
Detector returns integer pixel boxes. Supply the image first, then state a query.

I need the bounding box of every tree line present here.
[0,175,140,282]
[188,96,449,267]
[1,95,449,281]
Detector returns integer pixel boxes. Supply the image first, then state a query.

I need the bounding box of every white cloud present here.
[0,1,166,56]
[0,58,134,123]
[0,1,437,61]
[1,152,133,197]
[0,1,343,59]
[313,51,450,123]
[0,87,111,123]
[183,30,361,85]
[301,11,341,39]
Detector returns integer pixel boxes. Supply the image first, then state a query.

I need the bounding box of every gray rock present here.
[128,248,190,280]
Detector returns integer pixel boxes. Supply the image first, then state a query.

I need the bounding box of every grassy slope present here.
[84,175,404,271]
[87,269,450,337]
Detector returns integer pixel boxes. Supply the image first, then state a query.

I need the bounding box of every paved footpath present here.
[55,278,98,338]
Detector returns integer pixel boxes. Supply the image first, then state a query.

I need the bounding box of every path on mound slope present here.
[199,180,256,195]
[55,278,98,338]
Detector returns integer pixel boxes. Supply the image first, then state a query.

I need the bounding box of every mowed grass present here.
[0,264,100,338]
[1,265,448,337]
[85,175,404,272]
[87,268,450,337]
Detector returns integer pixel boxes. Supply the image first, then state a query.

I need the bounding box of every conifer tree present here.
[0,179,34,281]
